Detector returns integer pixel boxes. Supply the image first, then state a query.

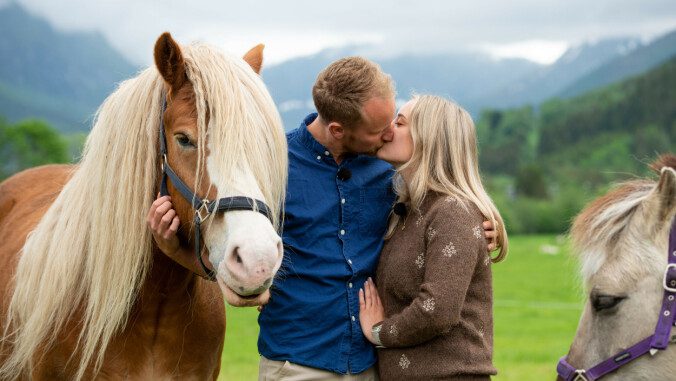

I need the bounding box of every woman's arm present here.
[360,202,484,347]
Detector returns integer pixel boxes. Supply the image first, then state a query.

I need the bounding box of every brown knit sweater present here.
[375,192,495,381]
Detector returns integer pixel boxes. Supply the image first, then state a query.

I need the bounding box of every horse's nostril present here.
[234,251,242,264]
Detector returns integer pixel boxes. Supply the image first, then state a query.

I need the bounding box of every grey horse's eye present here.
[590,292,627,312]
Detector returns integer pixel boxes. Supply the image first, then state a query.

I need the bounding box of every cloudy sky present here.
[8,0,676,66]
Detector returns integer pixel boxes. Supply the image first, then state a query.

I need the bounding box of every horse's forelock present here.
[181,43,287,230]
[571,180,655,277]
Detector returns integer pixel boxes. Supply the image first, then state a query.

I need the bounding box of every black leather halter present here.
[158,99,273,281]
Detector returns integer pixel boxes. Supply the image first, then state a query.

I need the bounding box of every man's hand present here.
[147,194,181,256]
[358,277,385,345]
[257,299,270,312]
[483,220,497,252]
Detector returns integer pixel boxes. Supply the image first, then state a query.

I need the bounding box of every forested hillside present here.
[477,56,675,233]
[0,3,137,132]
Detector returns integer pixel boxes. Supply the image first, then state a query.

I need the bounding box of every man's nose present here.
[382,125,394,142]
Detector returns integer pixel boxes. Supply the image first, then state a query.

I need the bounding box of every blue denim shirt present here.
[258,113,395,374]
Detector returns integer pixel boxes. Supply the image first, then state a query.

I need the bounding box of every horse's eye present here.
[175,134,195,148]
[591,292,626,312]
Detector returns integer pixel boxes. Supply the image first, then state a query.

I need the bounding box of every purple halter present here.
[557,218,676,381]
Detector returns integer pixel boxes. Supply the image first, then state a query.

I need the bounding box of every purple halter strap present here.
[557,218,676,381]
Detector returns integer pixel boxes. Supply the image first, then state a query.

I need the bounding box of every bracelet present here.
[372,322,384,347]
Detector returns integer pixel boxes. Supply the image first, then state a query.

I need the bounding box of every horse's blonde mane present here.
[0,42,286,380]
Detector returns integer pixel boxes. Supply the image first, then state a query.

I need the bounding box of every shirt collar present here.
[297,113,331,157]
[298,113,361,164]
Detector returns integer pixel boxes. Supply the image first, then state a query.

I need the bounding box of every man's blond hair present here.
[312,56,394,128]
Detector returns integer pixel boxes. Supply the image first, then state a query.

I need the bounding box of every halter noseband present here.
[557,218,676,381]
[158,99,273,281]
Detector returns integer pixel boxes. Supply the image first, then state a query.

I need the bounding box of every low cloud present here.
[15,0,676,65]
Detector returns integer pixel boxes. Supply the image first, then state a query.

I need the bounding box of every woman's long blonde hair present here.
[386,95,508,262]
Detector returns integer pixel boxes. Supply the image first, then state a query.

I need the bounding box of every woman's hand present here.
[359,277,385,345]
[483,220,497,251]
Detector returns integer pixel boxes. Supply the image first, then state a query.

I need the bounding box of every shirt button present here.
[351,316,356,322]
[347,259,353,265]
[341,198,346,204]
[316,155,321,161]
[340,229,345,235]
[324,150,330,156]
[348,282,353,288]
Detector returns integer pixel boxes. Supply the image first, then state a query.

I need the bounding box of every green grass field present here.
[219,235,585,380]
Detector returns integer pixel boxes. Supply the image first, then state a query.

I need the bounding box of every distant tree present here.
[633,124,672,160]
[477,106,537,175]
[0,117,9,177]
[65,132,87,161]
[0,118,69,179]
[515,164,549,199]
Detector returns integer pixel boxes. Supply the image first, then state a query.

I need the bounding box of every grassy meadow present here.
[219,235,585,381]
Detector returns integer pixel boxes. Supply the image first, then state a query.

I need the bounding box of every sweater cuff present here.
[372,322,385,348]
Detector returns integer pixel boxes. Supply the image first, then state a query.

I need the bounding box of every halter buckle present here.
[573,370,589,381]
[663,264,676,293]
[196,200,211,223]
[161,154,167,172]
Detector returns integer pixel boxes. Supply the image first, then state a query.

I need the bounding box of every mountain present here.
[263,47,541,130]
[0,3,138,132]
[2,1,675,136]
[474,54,675,233]
[538,55,676,158]
[264,28,676,131]
[476,54,676,183]
[478,37,642,109]
[559,30,676,98]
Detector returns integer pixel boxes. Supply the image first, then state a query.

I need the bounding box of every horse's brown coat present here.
[0,33,267,379]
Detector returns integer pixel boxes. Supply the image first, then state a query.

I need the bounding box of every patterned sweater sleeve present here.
[378,201,483,348]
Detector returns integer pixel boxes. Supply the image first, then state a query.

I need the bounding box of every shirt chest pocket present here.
[359,187,393,236]
[284,178,312,228]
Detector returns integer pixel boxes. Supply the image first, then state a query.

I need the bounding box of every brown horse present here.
[558,154,676,381]
[0,33,288,380]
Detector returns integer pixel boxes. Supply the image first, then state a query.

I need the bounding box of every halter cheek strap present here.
[157,98,273,281]
[557,217,676,381]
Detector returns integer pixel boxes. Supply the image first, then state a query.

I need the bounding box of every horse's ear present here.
[154,32,187,93]
[653,167,676,224]
[644,165,676,229]
[243,44,264,74]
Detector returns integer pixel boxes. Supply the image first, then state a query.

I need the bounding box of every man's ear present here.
[328,122,345,140]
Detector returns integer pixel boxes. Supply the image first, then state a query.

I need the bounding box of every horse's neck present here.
[102,246,223,380]
[136,247,199,311]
